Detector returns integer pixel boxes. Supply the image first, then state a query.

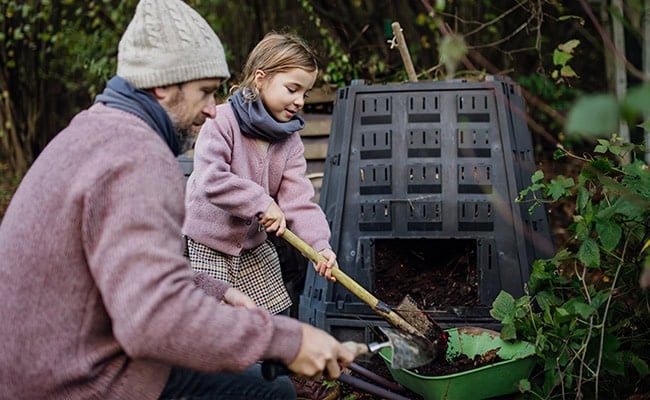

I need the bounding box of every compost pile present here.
[412,348,503,376]
[373,238,480,309]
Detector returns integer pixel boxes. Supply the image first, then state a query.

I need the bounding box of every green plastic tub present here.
[379,327,537,400]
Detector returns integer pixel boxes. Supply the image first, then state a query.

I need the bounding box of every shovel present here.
[354,326,436,369]
[280,228,447,360]
[262,325,435,381]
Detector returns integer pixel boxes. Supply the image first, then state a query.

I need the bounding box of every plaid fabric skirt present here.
[186,237,292,315]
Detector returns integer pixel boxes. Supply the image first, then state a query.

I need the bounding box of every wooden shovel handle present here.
[281,228,424,338]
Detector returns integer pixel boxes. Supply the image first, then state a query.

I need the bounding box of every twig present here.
[389,22,418,82]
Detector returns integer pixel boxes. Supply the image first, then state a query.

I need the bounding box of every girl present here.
[183,32,337,315]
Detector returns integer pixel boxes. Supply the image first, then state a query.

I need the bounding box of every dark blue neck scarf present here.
[94,76,180,156]
[228,89,304,143]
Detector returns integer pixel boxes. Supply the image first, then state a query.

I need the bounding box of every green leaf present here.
[621,84,650,116]
[535,290,559,310]
[490,291,515,322]
[623,160,650,199]
[438,34,467,75]
[553,49,573,66]
[558,39,580,53]
[613,198,645,219]
[565,95,619,137]
[546,176,574,201]
[554,306,575,323]
[517,378,531,393]
[602,333,621,352]
[630,354,650,376]
[590,157,614,174]
[560,65,578,78]
[553,248,573,262]
[565,298,596,319]
[577,238,600,268]
[591,291,610,309]
[500,323,517,341]
[576,186,589,211]
[531,170,544,184]
[552,149,566,160]
[595,219,621,252]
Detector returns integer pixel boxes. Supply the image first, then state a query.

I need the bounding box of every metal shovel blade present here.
[372,326,436,370]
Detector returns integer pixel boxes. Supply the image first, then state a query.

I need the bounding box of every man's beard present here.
[165,89,196,155]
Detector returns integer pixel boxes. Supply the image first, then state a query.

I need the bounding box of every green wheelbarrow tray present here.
[378,327,537,400]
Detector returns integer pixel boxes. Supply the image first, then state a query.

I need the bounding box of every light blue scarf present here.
[95,76,180,156]
[229,89,304,143]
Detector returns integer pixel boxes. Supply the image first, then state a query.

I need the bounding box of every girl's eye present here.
[287,87,297,94]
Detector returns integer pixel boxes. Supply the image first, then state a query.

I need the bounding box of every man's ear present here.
[150,86,171,101]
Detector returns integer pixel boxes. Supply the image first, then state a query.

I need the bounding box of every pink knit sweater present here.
[183,103,332,255]
[0,104,302,399]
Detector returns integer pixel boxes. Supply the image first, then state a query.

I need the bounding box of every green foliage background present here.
[491,85,650,397]
[0,1,649,397]
[2,0,636,176]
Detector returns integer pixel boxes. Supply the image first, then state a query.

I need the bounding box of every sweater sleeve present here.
[81,148,301,372]
[192,109,274,220]
[276,134,332,252]
[193,272,230,300]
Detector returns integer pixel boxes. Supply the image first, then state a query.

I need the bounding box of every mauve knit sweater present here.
[0,104,302,399]
[183,103,331,255]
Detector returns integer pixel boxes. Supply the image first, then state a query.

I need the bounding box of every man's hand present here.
[222,287,257,309]
[287,323,355,379]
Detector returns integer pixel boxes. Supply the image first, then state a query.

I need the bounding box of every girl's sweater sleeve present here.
[276,134,332,252]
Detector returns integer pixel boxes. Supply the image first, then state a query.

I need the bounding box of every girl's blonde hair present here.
[232,32,318,100]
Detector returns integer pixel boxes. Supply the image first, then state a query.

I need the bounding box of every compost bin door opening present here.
[373,238,480,310]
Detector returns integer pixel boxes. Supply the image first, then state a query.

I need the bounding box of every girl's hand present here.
[222,287,257,309]
[258,201,286,235]
[316,248,337,282]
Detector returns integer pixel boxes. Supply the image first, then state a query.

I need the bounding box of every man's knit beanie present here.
[117,0,230,89]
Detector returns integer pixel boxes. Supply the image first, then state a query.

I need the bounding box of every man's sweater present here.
[0,104,302,399]
[183,103,331,255]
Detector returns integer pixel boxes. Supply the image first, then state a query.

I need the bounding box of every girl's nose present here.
[203,97,217,118]
[294,95,305,109]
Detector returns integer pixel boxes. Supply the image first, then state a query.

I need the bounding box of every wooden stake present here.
[391,22,418,82]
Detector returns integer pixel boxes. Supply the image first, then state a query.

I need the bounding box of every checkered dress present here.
[186,237,292,314]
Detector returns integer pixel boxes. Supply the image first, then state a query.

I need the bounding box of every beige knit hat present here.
[117,0,230,89]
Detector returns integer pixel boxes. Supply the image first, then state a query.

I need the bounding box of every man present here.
[0,0,354,399]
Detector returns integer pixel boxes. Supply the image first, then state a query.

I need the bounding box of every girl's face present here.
[255,67,318,122]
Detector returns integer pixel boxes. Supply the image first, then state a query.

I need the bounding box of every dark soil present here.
[412,348,503,376]
[373,238,480,310]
